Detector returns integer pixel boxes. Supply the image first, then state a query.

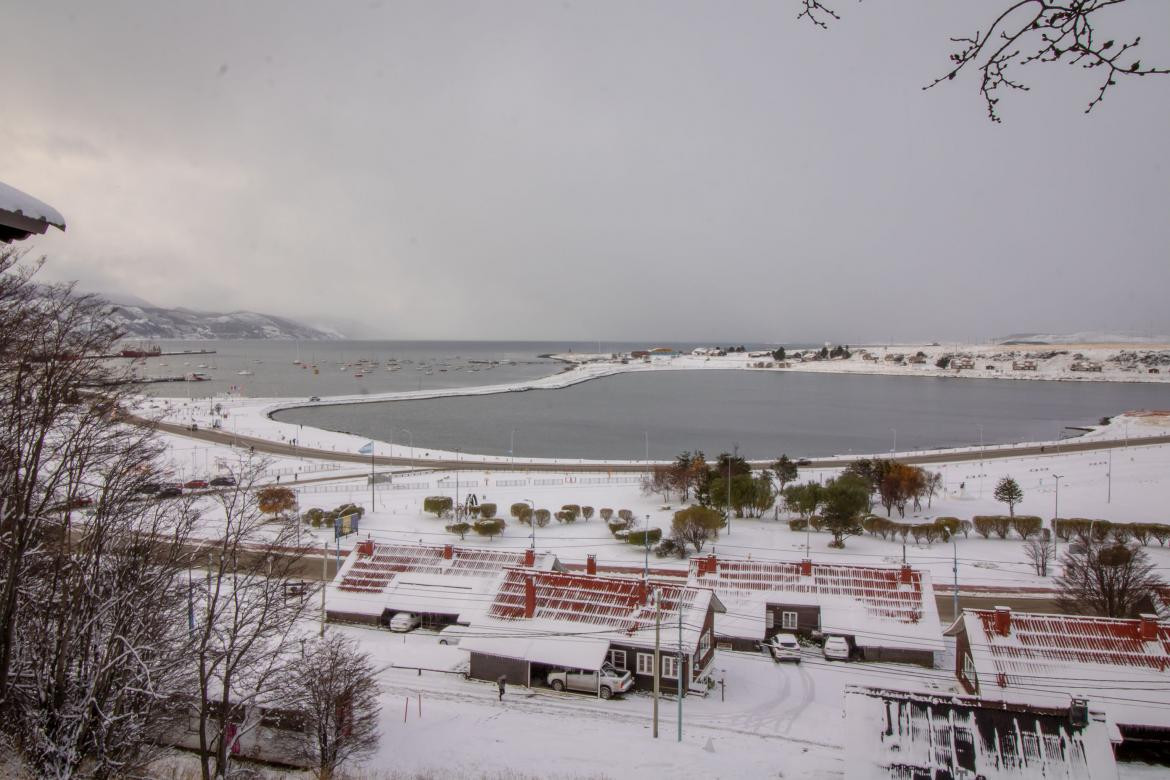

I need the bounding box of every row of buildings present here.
[325,541,1170,774]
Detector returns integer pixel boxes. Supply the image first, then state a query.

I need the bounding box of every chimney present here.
[800,559,812,577]
[443,544,453,560]
[636,580,648,606]
[993,606,1012,636]
[586,554,597,575]
[524,576,536,618]
[1140,613,1160,642]
[524,548,535,567]
[900,564,913,585]
[356,539,374,556]
[705,554,717,576]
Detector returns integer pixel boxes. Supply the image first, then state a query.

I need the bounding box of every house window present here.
[766,611,774,629]
[636,653,655,676]
[661,655,679,679]
[782,611,798,630]
[698,629,711,659]
[962,653,977,689]
[607,649,627,670]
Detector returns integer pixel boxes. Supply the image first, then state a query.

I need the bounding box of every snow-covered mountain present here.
[99,300,343,340]
[996,331,1170,345]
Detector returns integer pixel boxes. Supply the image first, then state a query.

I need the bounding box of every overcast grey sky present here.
[4,1,1169,342]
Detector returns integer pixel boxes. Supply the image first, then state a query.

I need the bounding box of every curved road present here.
[139,415,1170,473]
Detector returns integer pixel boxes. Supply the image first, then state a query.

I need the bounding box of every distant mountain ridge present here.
[97,297,343,340]
[996,331,1170,345]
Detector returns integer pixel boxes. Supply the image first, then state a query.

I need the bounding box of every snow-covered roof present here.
[459,622,611,671]
[843,686,1118,779]
[0,180,65,243]
[326,542,559,619]
[949,608,1170,730]
[688,555,942,652]
[468,569,722,658]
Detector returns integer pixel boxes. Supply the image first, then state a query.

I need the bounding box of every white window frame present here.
[636,652,655,676]
[782,611,798,630]
[607,649,627,670]
[661,655,679,679]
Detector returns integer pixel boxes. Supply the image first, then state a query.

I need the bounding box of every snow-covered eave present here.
[0,180,66,232]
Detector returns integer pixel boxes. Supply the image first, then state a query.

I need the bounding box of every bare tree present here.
[1,250,202,775]
[1024,537,1053,577]
[1055,542,1165,618]
[279,634,381,779]
[798,1,1168,121]
[191,458,316,780]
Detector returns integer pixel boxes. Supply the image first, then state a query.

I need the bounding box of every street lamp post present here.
[400,429,413,471]
[978,424,985,497]
[510,428,515,469]
[524,499,535,550]
[891,428,897,455]
[1051,473,1064,559]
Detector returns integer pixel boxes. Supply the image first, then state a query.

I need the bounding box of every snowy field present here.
[135,367,1170,779]
[166,417,1170,597]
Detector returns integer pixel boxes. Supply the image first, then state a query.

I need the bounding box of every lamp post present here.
[891,428,897,455]
[510,428,515,469]
[525,499,535,550]
[400,429,413,471]
[1051,473,1064,559]
[978,424,985,497]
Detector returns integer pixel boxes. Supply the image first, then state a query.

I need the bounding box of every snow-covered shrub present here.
[933,517,961,539]
[1011,516,1043,539]
[472,518,505,539]
[972,516,996,538]
[581,506,595,522]
[626,528,662,547]
[423,496,453,518]
[561,504,581,521]
[533,509,551,527]
[478,502,497,519]
[788,518,808,532]
[446,522,471,540]
[599,508,614,523]
[654,537,687,559]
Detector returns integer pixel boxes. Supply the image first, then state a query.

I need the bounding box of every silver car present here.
[766,633,802,663]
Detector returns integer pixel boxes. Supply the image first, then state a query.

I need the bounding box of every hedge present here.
[625,528,662,547]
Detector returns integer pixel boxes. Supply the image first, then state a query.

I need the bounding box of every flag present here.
[358,441,375,455]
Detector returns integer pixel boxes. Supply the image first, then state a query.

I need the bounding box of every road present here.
[141,415,1170,473]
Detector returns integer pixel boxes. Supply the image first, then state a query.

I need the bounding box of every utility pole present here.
[978,424,985,498]
[644,514,651,579]
[320,541,328,637]
[677,603,684,743]
[653,591,660,739]
[951,536,959,622]
[1107,448,1112,504]
[369,443,375,512]
[455,447,461,512]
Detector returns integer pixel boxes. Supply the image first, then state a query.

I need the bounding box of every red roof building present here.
[947,607,1170,743]
[462,567,724,694]
[688,554,942,665]
[326,541,560,626]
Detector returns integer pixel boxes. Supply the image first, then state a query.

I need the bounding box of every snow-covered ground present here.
[135,357,1170,779]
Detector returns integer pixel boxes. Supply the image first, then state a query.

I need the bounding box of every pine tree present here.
[993,476,1024,516]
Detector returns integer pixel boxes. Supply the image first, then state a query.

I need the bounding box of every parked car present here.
[184,479,209,489]
[795,458,812,466]
[137,482,162,494]
[309,396,321,402]
[766,633,802,663]
[156,486,183,499]
[823,636,850,661]
[389,612,420,633]
[546,663,634,700]
[209,475,236,487]
[437,625,471,646]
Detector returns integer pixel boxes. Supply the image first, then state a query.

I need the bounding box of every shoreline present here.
[132,342,1170,468]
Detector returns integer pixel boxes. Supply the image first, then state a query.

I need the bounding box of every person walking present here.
[497,675,506,701]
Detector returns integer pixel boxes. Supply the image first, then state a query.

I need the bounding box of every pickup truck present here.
[546,663,634,700]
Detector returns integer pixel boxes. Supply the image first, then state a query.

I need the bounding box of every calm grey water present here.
[274,370,1170,460]
[136,339,777,399]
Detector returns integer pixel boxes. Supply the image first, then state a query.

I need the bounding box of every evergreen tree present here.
[993,476,1024,516]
